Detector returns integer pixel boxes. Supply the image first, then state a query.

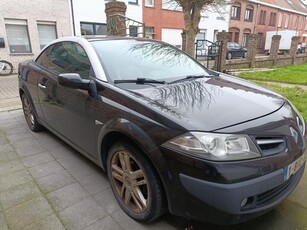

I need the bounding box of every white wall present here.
[72,0,142,36]
[161,28,182,48]
[198,4,230,42]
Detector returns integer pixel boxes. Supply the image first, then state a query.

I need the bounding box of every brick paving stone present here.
[0,159,24,177]
[77,170,110,196]
[0,211,9,230]
[21,151,55,168]
[93,187,121,215]
[0,181,41,210]
[28,160,65,179]
[47,183,90,211]
[111,209,178,230]
[56,154,100,181]
[5,197,54,230]
[58,197,107,230]
[0,75,21,112]
[14,137,46,157]
[0,170,33,192]
[23,214,65,230]
[0,151,18,162]
[84,216,123,230]
[36,169,76,194]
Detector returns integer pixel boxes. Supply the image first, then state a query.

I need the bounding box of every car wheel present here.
[227,52,232,59]
[107,142,165,222]
[244,52,247,58]
[21,94,42,132]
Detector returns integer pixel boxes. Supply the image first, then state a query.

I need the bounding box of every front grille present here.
[255,137,287,156]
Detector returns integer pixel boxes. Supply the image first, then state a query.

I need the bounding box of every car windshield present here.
[91,39,211,84]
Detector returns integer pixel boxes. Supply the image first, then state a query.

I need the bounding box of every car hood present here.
[127,74,285,131]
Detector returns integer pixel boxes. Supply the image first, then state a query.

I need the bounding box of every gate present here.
[195,40,222,72]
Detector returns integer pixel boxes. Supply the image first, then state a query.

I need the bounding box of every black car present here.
[227,42,247,59]
[18,36,306,224]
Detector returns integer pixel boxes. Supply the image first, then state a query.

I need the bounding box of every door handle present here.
[38,83,46,89]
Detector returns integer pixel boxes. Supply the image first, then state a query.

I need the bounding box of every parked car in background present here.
[227,42,247,59]
[18,36,306,225]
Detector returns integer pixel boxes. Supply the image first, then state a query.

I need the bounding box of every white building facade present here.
[72,0,143,37]
[0,0,72,69]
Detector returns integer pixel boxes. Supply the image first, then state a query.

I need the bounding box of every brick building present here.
[0,0,72,69]
[229,0,307,53]
[143,0,184,47]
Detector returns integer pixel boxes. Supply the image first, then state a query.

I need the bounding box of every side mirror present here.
[58,73,90,90]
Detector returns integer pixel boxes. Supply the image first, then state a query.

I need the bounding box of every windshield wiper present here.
[114,78,166,85]
[170,75,213,84]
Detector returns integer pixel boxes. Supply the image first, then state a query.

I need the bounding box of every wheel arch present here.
[97,120,168,210]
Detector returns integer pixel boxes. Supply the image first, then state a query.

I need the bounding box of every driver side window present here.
[36,42,91,79]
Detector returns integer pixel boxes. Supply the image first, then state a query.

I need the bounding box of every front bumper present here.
[155,145,306,224]
[180,162,305,216]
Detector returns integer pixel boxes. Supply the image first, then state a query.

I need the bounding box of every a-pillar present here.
[105,1,127,36]
[246,34,258,68]
[216,32,229,73]
[269,35,281,65]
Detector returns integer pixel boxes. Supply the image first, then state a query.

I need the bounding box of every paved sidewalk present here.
[0,75,21,112]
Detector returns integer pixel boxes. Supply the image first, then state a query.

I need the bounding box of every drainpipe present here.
[70,0,76,36]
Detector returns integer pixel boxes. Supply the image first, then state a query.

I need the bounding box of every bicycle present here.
[0,60,13,76]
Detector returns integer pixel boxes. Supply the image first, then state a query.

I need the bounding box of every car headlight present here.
[164,132,261,161]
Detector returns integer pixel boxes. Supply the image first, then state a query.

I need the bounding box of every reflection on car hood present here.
[128,74,285,131]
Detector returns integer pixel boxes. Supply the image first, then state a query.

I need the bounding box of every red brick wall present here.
[143,0,184,40]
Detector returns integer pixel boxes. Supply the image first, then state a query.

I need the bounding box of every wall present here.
[73,0,143,36]
[143,0,184,44]
[0,0,72,69]
[199,4,230,42]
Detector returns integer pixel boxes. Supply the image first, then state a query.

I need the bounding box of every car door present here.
[35,41,96,156]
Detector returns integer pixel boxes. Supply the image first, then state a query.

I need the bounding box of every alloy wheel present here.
[23,96,35,126]
[110,150,149,213]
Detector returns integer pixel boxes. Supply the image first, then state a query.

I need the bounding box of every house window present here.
[231,4,241,19]
[242,33,250,47]
[228,32,232,42]
[196,30,207,49]
[284,14,289,28]
[128,0,138,4]
[145,27,154,39]
[5,19,31,53]
[129,26,138,37]
[257,33,263,48]
[80,22,107,35]
[244,7,253,21]
[278,13,283,27]
[258,10,266,25]
[145,0,154,7]
[300,17,304,29]
[269,13,276,26]
[37,22,57,49]
[234,32,239,43]
[294,16,299,29]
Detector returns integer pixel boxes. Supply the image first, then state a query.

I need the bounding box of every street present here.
[0,75,307,229]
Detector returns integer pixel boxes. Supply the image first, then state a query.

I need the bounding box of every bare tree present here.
[165,0,227,56]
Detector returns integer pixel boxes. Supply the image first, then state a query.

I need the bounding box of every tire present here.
[0,60,13,76]
[227,52,232,60]
[21,94,42,132]
[107,142,165,222]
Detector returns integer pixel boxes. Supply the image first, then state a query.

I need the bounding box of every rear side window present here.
[36,42,91,79]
